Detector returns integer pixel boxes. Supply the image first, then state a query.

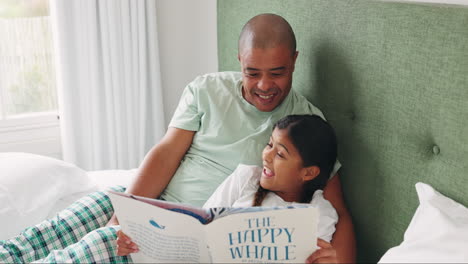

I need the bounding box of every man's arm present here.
[107,127,195,226]
[323,173,356,263]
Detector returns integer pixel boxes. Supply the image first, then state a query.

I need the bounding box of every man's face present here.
[239,45,298,112]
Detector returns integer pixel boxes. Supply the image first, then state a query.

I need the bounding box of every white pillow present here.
[379,182,468,263]
[0,152,97,240]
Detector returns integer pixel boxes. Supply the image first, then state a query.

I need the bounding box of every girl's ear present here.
[302,166,320,181]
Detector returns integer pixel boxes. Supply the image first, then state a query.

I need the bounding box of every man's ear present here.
[303,166,320,181]
[293,50,299,62]
[291,51,299,72]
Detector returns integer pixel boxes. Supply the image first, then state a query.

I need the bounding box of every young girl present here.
[118,114,339,263]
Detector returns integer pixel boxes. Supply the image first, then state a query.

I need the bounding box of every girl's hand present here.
[306,239,338,263]
[116,230,139,256]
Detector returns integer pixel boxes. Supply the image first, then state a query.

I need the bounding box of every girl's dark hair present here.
[253,114,337,206]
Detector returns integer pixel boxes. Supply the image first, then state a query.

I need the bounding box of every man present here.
[114,13,356,263]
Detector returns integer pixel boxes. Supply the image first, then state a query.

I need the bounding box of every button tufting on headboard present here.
[432,145,441,155]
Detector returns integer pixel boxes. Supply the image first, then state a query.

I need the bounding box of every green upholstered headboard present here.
[217,0,468,262]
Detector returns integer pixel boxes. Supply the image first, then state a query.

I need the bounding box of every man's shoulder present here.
[193,71,241,84]
[287,90,326,119]
[289,88,310,103]
[189,71,242,93]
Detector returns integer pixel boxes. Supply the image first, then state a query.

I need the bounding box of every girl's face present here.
[261,128,310,202]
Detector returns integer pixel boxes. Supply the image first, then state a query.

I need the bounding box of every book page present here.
[109,192,211,263]
[205,207,319,263]
[124,193,213,224]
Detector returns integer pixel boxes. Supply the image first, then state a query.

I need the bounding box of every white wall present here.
[156,0,218,126]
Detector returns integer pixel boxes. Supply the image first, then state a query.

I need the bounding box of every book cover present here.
[109,191,319,263]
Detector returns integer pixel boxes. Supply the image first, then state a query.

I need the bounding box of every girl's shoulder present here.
[290,190,333,211]
[308,190,339,219]
[233,164,262,191]
[234,164,262,179]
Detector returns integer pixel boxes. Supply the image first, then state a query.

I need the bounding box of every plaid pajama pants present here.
[0,187,131,263]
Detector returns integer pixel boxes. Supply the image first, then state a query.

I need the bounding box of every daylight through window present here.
[0,0,57,120]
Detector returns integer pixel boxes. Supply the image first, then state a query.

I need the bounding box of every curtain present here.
[50,0,165,170]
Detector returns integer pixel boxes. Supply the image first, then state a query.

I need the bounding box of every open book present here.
[108,191,319,263]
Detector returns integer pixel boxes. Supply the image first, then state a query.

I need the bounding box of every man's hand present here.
[116,230,139,256]
[323,174,356,263]
[306,239,338,263]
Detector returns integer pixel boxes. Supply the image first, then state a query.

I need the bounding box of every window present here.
[0,0,58,121]
[0,0,61,158]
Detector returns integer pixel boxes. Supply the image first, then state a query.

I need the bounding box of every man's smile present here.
[255,92,278,104]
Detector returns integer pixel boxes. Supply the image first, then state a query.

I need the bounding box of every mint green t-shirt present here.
[161,72,339,206]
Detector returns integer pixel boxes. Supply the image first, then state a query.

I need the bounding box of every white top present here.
[203,164,339,242]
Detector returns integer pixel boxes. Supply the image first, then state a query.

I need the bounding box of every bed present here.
[2,0,468,263]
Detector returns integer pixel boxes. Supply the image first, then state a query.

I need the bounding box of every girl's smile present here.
[262,167,274,178]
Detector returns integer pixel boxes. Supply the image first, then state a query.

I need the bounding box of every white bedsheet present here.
[46,169,138,219]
